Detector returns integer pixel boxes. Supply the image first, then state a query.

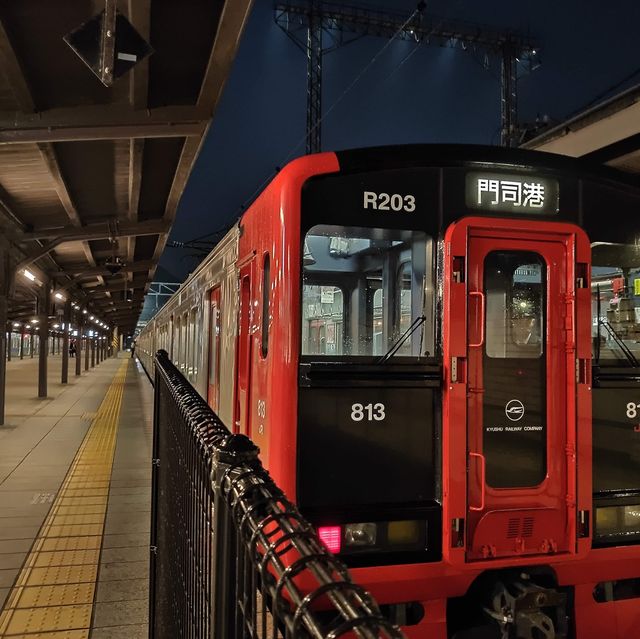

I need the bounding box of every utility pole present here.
[275,1,539,149]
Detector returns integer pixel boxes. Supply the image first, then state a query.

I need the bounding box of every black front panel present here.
[592,374,640,545]
[297,365,439,509]
[593,385,640,493]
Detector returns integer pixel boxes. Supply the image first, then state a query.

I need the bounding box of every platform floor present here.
[0,353,152,638]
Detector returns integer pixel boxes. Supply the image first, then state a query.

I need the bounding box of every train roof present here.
[331,143,640,191]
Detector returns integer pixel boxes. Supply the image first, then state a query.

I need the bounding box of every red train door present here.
[235,264,253,435]
[207,287,221,412]
[445,218,591,563]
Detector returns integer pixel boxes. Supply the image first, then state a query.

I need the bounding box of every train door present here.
[445,218,591,562]
[208,287,221,412]
[235,263,254,435]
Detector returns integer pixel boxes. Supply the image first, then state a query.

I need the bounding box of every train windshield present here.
[592,242,640,367]
[301,225,432,358]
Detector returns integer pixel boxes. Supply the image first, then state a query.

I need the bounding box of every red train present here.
[137,145,640,638]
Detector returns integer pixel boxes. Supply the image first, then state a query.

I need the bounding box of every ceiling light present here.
[82,309,88,314]
[23,269,36,281]
[53,323,60,329]
[30,319,38,324]
[54,292,64,300]
[13,322,19,328]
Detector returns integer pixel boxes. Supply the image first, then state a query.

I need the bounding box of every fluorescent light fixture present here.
[13,322,19,328]
[30,319,38,324]
[23,269,36,282]
[54,292,64,300]
[53,324,60,329]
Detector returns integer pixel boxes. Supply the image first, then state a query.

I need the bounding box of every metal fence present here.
[150,349,406,639]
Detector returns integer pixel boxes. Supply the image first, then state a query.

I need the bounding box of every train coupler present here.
[483,575,568,639]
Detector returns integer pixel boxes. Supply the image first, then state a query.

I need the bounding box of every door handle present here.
[468,291,485,348]
[469,452,486,511]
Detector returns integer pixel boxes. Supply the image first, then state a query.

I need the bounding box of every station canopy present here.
[523,83,640,176]
[0,0,252,335]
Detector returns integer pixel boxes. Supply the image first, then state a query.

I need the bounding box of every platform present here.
[0,353,152,638]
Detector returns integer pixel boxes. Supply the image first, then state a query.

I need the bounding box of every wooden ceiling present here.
[0,0,253,335]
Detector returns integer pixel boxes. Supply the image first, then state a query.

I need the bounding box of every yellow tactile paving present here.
[38,538,101,553]
[0,360,128,638]
[13,584,95,609]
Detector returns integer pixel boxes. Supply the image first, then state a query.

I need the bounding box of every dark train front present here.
[291,146,640,639]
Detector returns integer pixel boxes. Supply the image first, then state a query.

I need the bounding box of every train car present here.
[136,144,640,639]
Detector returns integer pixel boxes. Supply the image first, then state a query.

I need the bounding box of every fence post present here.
[210,435,259,638]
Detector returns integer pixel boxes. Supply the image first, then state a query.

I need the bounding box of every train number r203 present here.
[363,191,416,212]
[351,403,386,422]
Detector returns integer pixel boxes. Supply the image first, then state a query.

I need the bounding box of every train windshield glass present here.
[301,225,431,358]
[592,243,640,366]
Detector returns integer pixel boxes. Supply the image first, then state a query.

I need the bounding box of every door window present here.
[483,251,547,488]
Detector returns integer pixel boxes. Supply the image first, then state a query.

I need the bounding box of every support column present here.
[500,40,518,147]
[19,331,24,359]
[61,301,70,384]
[75,319,82,377]
[0,242,12,426]
[38,281,49,398]
[0,299,7,426]
[91,338,96,368]
[7,332,11,362]
[306,0,323,154]
[84,336,89,371]
[30,332,34,358]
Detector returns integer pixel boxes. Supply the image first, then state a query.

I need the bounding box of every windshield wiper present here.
[376,315,426,364]
[599,318,639,367]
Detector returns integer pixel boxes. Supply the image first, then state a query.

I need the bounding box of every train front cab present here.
[236,148,640,638]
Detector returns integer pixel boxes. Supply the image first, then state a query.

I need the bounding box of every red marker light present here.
[318,526,342,553]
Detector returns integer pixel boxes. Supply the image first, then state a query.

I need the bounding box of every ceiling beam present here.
[51,260,155,278]
[127,0,149,300]
[16,219,169,243]
[0,121,205,144]
[13,220,168,274]
[147,0,254,284]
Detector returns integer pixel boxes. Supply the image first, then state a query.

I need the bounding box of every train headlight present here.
[387,520,421,546]
[345,523,376,547]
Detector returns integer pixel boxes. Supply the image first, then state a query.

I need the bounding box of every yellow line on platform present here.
[0,359,129,638]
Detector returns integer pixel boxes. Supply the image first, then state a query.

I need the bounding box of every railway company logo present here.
[505,399,525,422]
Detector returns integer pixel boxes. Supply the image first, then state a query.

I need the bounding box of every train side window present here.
[261,253,270,358]
[189,308,197,380]
[208,290,221,407]
[182,312,188,372]
[175,316,181,364]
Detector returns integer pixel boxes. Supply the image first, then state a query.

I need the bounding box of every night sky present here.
[158,0,640,282]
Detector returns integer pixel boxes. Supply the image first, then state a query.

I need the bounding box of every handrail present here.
[149,349,406,639]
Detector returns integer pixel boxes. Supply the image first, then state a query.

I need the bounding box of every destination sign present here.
[466,172,559,215]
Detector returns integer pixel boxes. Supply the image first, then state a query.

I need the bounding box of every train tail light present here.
[318,526,342,553]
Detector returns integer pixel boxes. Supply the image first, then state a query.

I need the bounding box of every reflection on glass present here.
[592,242,640,366]
[301,225,430,358]
[485,253,544,359]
